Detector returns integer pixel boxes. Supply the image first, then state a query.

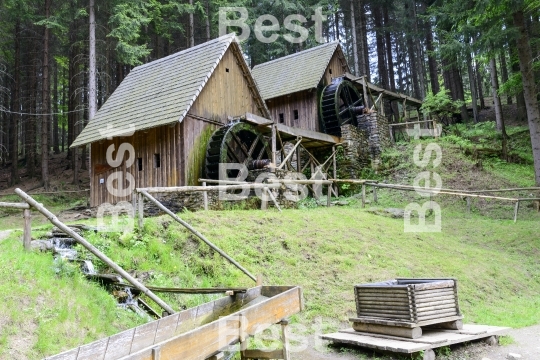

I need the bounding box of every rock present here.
[507,354,522,360]
[333,201,349,206]
[30,240,53,252]
[384,208,406,218]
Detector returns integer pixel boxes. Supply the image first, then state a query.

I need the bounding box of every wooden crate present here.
[352,278,462,328]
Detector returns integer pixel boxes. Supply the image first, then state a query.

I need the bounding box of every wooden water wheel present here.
[319,77,365,136]
[205,122,271,179]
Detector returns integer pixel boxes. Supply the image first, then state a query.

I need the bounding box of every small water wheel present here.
[205,122,271,179]
[319,77,365,136]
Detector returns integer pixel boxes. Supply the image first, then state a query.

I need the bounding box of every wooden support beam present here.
[137,184,280,193]
[266,188,282,212]
[15,188,176,315]
[0,202,30,209]
[271,124,277,172]
[140,190,257,282]
[277,137,302,170]
[352,322,422,339]
[23,209,31,251]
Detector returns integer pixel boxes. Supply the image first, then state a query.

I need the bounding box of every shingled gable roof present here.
[251,41,348,101]
[71,33,269,147]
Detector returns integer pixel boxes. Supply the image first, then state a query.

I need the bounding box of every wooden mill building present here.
[251,42,349,133]
[72,34,270,206]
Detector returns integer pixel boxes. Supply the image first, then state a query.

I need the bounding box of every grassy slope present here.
[0,234,144,359]
[0,126,538,358]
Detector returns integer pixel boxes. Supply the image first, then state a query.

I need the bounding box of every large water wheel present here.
[319,77,365,136]
[205,122,271,179]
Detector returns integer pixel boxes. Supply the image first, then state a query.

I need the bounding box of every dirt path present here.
[480,325,540,360]
[290,325,540,360]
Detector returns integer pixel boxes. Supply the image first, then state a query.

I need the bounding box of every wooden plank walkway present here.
[322,324,509,358]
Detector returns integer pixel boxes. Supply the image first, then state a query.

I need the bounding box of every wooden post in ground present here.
[373,187,378,204]
[362,184,366,208]
[514,201,520,223]
[23,209,31,251]
[327,185,331,207]
[467,197,471,213]
[281,319,290,360]
[271,124,277,172]
[203,182,208,211]
[261,186,268,210]
[138,192,144,229]
[332,145,338,196]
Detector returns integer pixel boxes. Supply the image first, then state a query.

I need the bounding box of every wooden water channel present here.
[45,286,302,360]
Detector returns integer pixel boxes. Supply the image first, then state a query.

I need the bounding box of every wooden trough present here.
[352,278,462,339]
[45,285,302,360]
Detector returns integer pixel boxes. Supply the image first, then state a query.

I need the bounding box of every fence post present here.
[203,182,208,211]
[362,184,366,208]
[138,192,144,229]
[23,209,31,251]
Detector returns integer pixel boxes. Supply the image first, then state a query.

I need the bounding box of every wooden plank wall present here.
[90,46,268,206]
[90,123,182,207]
[266,91,319,131]
[265,51,349,134]
[189,47,263,120]
[323,51,348,85]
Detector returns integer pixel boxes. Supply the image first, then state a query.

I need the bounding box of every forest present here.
[0,0,539,190]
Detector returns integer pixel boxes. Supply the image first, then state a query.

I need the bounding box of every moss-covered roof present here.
[72,34,266,147]
[251,42,342,100]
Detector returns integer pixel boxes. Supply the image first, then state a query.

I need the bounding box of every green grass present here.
[0,234,144,358]
[75,205,540,331]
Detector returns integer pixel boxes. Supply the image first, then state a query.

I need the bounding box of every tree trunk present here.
[10,21,20,186]
[513,10,540,185]
[373,5,388,89]
[499,51,511,104]
[27,46,36,179]
[359,1,370,79]
[350,0,359,76]
[205,0,211,42]
[89,0,96,121]
[475,60,485,109]
[512,56,527,122]
[489,57,508,158]
[189,0,195,47]
[53,60,59,154]
[489,57,505,131]
[41,0,51,190]
[425,22,439,95]
[465,41,478,123]
[383,7,398,121]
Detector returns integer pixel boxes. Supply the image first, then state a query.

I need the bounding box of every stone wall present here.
[340,112,392,174]
[339,124,370,178]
